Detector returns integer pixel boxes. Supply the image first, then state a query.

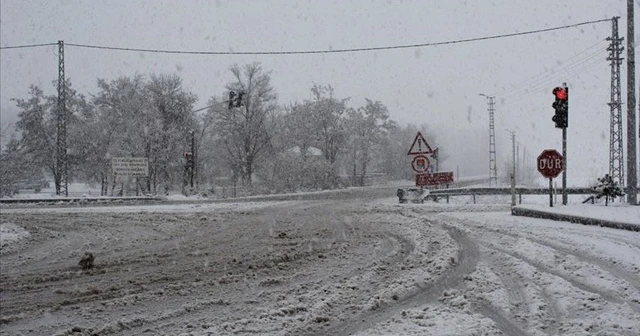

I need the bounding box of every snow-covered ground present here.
[1,195,638,335]
[0,223,31,249]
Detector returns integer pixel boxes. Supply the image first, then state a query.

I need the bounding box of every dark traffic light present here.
[228,91,236,109]
[236,92,244,107]
[552,86,568,128]
[228,90,245,109]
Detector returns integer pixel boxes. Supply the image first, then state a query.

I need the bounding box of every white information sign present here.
[112,157,149,177]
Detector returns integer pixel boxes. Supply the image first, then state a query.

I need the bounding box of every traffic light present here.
[552,86,569,128]
[235,91,244,108]
[228,91,236,109]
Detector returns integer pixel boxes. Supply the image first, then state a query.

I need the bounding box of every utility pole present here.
[516,142,520,185]
[627,0,638,205]
[56,40,68,196]
[509,131,516,206]
[522,146,527,185]
[607,17,625,187]
[480,94,497,186]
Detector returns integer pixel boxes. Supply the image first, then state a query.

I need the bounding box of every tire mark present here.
[539,287,561,335]
[476,224,640,293]
[485,249,559,336]
[308,225,479,336]
[486,245,640,315]
[473,302,531,336]
[450,217,640,295]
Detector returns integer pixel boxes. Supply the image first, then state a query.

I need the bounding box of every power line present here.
[501,49,607,101]
[0,42,58,50]
[503,58,604,105]
[496,40,607,97]
[54,18,613,55]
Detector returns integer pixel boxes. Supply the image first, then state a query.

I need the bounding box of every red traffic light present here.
[553,87,567,100]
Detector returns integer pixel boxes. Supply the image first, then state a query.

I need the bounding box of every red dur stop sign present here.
[537,149,564,179]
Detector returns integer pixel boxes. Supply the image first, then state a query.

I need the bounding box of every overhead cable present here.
[55,18,613,55]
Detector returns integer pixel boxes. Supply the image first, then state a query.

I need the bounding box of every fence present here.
[427,187,593,204]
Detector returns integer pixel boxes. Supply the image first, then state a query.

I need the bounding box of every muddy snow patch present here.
[0,222,30,248]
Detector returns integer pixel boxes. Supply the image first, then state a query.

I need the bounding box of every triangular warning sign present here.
[407,132,434,155]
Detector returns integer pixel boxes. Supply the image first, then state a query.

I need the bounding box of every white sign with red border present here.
[407,131,434,155]
[411,155,430,173]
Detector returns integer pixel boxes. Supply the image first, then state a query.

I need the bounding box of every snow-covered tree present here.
[145,74,198,191]
[309,84,348,166]
[212,63,278,187]
[345,99,395,186]
[12,80,91,194]
[586,174,625,206]
[268,84,348,190]
[0,137,43,196]
[92,74,197,194]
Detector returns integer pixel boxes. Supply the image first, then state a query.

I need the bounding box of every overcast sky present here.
[1,0,638,184]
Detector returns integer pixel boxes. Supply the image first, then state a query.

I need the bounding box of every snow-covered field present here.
[1,196,639,335]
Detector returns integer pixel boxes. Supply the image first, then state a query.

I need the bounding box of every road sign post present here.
[549,178,553,207]
[537,149,564,207]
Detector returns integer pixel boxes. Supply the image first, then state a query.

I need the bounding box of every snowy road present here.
[1,199,639,335]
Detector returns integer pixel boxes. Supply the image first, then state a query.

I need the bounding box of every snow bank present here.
[516,203,640,225]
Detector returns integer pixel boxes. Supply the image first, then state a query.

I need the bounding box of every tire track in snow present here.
[486,245,640,315]
[440,215,640,334]
[484,249,560,336]
[67,210,416,336]
[473,302,530,336]
[309,225,479,336]
[132,232,416,336]
[469,222,640,314]
[445,216,640,301]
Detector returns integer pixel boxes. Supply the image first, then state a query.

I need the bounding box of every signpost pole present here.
[510,131,516,207]
[549,178,553,207]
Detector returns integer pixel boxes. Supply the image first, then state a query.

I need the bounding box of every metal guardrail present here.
[421,187,594,204]
[0,196,162,204]
[429,187,593,196]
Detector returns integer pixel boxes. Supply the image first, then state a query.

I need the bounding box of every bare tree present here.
[214,63,278,186]
[346,99,395,186]
[310,84,348,165]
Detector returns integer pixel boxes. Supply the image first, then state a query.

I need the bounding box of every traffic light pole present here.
[562,127,567,205]
[190,130,195,188]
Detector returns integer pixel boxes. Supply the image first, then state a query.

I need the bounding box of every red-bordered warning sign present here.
[407,132,434,155]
